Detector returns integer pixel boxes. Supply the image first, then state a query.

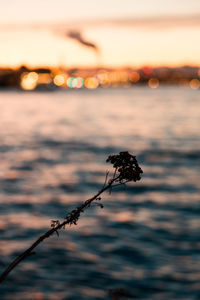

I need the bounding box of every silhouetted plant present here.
[0,152,143,283]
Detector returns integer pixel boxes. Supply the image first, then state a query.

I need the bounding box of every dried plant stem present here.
[0,177,117,284]
[0,151,143,284]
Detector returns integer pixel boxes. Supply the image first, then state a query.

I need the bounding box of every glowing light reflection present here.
[67,77,84,89]
[84,77,99,89]
[148,77,159,88]
[129,71,140,83]
[20,72,38,90]
[53,74,66,86]
[189,79,199,90]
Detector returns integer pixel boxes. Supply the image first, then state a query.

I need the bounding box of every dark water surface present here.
[0,87,200,299]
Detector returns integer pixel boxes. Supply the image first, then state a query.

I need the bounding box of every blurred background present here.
[0,1,200,299]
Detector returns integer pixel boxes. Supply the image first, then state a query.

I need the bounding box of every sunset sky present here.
[0,0,200,68]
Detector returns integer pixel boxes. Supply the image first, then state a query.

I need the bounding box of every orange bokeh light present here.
[148,78,159,88]
[189,79,200,90]
[129,71,140,83]
[20,72,38,90]
[53,74,66,86]
[84,77,99,89]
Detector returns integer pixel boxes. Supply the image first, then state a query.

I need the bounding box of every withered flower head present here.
[106,151,143,182]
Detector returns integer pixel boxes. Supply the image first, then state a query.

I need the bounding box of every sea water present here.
[0,87,199,299]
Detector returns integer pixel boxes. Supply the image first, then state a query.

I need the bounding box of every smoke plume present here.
[66,30,98,52]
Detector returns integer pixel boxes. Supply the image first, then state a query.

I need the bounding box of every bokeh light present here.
[129,71,140,83]
[148,78,159,88]
[74,77,84,89]
[142,66,153,75]
[67,77,84,89]
[53,74,66,87]
[20,72,38,90]
[67,77,75,88]
[189,79,200,90]
[84,77,99,89]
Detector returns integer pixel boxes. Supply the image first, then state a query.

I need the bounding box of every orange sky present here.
[0,0,200,68]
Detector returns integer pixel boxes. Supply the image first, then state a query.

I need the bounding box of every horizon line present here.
[1,63,200,71]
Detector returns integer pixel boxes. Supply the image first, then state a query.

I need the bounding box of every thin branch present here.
[0,151,143,284]
[0,176,117,283]
[102,170,109,188]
